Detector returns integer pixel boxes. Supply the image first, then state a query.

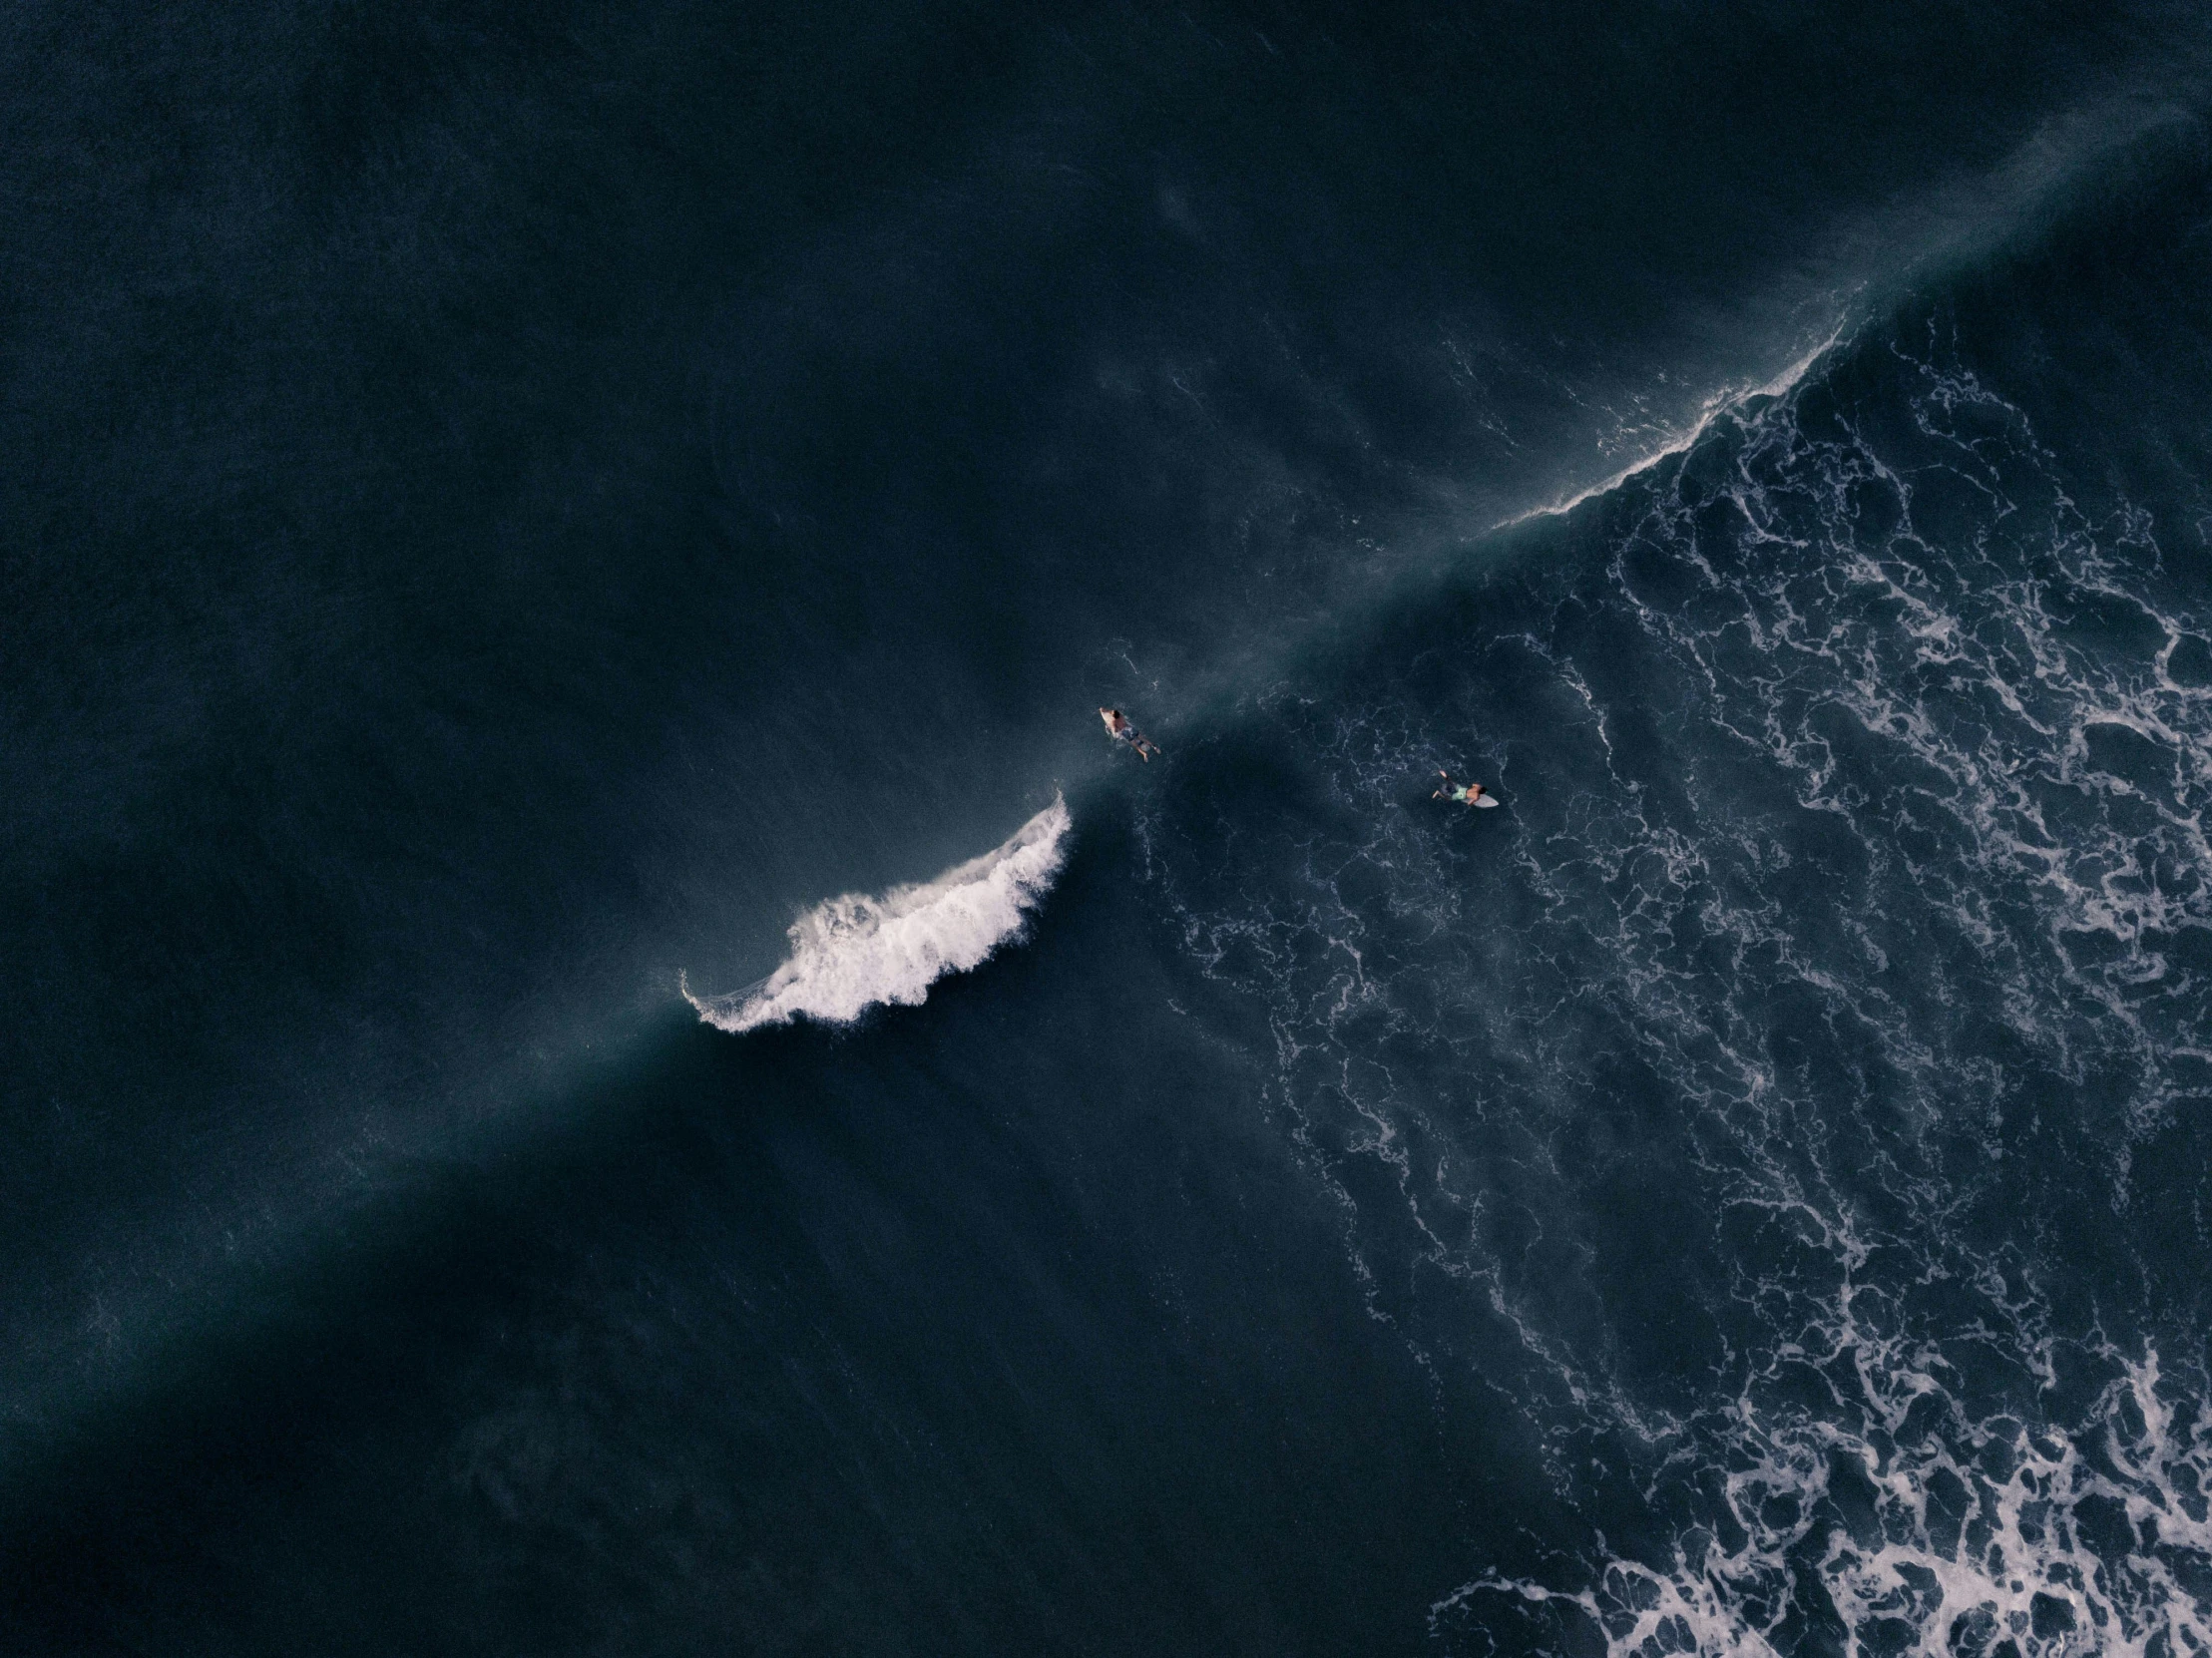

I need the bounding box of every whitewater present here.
[682,795,1073,1034]
[1132,306,2212,1656]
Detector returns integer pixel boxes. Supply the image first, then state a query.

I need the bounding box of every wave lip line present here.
[1497,326,1846,530]
[683,794,1072,1034]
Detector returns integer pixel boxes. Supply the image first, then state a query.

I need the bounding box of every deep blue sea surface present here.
[9,3,2212,1652]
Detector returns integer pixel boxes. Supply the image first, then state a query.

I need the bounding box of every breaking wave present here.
[684,796,1072,1034]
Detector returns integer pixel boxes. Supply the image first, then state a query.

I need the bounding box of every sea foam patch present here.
[1136,320,2212,1655]
[684,795,1071,1034]
[1431,1346,2212,1658]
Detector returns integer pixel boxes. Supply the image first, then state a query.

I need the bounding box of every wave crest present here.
[683,796,1071,1034]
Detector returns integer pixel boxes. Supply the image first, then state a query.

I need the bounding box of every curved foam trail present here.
[684,795,1072,1034]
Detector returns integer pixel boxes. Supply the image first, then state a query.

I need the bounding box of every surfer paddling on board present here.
[1434,770,1496,808]
[1100,707,1161,761]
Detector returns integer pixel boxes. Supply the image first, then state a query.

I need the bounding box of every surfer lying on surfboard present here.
[1100,707,1161,761]
[1434,770,1495,807]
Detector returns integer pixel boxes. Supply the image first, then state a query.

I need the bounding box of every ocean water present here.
[8,3,2212,1653]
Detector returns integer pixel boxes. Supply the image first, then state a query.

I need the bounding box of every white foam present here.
[1433,1348,2212,1658]
[1497,327,1846,530]
[682,796,1071,1034]
[1139,326,2212,1653]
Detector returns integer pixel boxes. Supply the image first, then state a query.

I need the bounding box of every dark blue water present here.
[8,3,2212,1652]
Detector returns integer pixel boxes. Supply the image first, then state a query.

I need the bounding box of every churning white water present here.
[684,795,1072,1034]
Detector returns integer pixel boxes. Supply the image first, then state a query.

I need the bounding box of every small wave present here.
[1496,326,1847,530]
[682,796,1071,1034]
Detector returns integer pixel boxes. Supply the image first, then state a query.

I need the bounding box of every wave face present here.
[683,797,1070,1033]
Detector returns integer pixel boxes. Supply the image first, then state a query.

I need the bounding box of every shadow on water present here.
[0,808,1556,1658]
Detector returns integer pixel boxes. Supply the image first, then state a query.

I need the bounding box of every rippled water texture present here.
[8,2,2212,1654]
[1143,320,2212,1656]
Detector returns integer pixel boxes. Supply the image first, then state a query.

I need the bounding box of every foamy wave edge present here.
[681,795,1072,1035]
[1495,325,1846,530]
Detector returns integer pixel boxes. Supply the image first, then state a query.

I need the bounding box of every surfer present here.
[1434,770,1490,807]
[1100,707,1161,761]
